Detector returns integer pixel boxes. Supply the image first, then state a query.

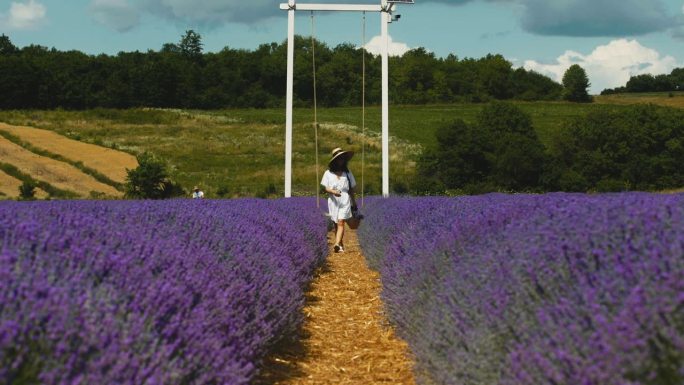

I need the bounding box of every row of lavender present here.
[358,193,684,385]
[1,198,327,384]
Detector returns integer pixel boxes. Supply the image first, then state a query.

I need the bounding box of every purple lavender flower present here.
[358,193,684,385]
[0,198,327,384]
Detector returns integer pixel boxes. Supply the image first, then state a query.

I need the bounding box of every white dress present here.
[321,170,357,223]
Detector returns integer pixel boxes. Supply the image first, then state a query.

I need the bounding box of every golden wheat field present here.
[0,169,47,198]
[0,122,138,184]
[0,136,121,198]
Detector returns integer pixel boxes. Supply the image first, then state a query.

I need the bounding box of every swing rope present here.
[311,12,320,208]
[310,11,367,209]
[361,11,366,208]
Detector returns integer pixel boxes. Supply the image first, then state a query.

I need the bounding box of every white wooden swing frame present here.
[280,0,413,198]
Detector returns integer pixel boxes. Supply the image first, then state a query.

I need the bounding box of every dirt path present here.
[257,229,416,385]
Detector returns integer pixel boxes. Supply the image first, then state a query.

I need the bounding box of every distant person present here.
[192,186,204,199]
[321,147,357,253]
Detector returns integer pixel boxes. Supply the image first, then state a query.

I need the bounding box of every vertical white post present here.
[285,0,296,197]
[381,0,390,197]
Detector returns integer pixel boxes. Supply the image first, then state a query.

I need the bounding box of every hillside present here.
[0,123,136,199]
[0,109,420,198]
[0,94,681,198]
[0,123,138,183]
[594,91,684,109]
[0,169,48,199]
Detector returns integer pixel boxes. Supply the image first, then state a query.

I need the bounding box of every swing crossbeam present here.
[279,4,382,12]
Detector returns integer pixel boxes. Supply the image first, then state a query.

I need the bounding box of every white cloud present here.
[364,35,411,57]
[89,0,140,32]
[0,0,46,30]
[140,0,277,25]
[137,0,681,34]
[523,39,682,94]
[82,0,684,35]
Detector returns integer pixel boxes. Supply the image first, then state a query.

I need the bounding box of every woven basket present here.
[347,216,361,230]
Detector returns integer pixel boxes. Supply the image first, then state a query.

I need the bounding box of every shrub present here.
[391,180,409,195]
[416,118,491,192]
[358,194,684,385]
[18,181,36,200]
[0,198,328,384]
[256,182,278,199]
[416,102,546,193]
[549,104,684,191]
[562,64,592,103]
[124,152,184,199]
[216,184,231,198]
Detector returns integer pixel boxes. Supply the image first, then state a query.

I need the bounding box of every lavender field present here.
[0,199,327,384]
[358,193,684,385]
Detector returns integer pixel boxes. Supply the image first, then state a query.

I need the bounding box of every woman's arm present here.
[321,171,341,196]
[325,187,341,196]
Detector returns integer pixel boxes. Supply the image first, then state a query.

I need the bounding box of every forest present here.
[0,32,563,110]
[601,67,684,94]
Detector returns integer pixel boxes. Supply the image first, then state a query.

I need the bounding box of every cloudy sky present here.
[2,0,684,93]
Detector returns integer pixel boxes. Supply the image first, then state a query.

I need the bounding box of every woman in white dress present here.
[320,148,357,253]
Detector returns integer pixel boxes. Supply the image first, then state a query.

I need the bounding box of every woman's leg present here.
[335,219,345,249]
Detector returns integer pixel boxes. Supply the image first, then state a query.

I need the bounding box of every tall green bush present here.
[18,181,36,201]
[562,64,592,103]
[418,103,684,194]
[125,152,184,199]
[548,104,684,191]
[416,102,546,193]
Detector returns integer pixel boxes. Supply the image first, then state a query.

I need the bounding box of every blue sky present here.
[2,0,684,93]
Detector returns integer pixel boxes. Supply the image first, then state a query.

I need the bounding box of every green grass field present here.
[595,91,684,108]
[218,101,635,147]
[0,93,679,198]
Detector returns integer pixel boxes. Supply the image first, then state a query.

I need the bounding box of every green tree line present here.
[0,32,562,110]
[417,102,684,194]
[601,67,684,94]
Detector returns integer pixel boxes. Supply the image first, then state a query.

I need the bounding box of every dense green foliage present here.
[602,67,684,94]
[417,103,684,193]
[0,33,561,110]
[18,181,36,200]
[417,102,546,193]
[0,34,17,55]
[562,64,592,103]
[548,104,684,191]
[124,153,184,199]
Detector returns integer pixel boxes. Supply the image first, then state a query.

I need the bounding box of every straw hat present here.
[328,147,354,166]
